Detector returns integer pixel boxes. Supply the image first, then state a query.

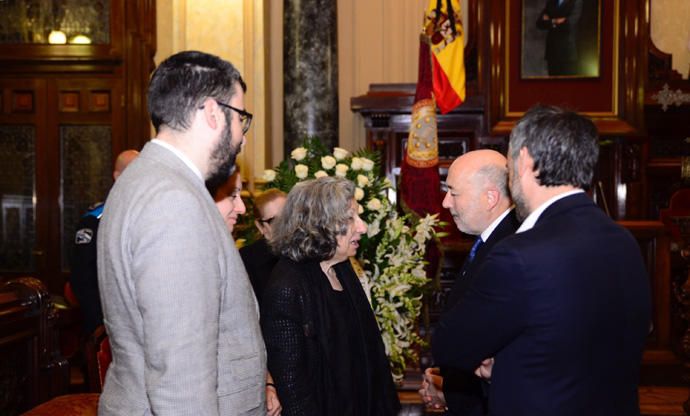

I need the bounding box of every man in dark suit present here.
[536,0,583,75]
[432,105,651,416]
[419,149,519,415]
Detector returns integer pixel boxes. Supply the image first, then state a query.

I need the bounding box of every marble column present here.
[283,0,338,156]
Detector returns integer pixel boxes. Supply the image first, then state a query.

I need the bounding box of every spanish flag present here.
[426,0,465,114]
[400,0,466,218]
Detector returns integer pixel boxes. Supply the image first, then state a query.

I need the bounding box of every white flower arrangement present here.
[265,137,442,381]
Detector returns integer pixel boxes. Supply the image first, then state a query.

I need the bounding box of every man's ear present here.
[255,220,266,236]
[518,147,534,177]
[486,187,499,209]
[200,98,220,130]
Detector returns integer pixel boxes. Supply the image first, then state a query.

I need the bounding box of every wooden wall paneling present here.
[52,78,124,286]
[0,0,155,292]
[597,138,647,221]
[619,0,649,130]
[0,0,124,68]
[619,221,676,364]
[485,0,506,135]
[0,79,49,284]
[619,140,646,219]
[33,79,51,288]
[643,0,690,219]
[124,0,157,152]
[472,0,486,94]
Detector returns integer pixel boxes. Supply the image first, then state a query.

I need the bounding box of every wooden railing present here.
[0,277,69,414]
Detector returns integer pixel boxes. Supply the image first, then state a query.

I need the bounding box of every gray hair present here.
[509,105,599,190]
[269,176,356,262]
[476,163,509,198]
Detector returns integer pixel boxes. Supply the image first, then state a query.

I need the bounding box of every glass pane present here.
[61,125,112,271]
[0,126,36,273]
[0,0,110,45]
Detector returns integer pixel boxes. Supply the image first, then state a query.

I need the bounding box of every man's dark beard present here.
[205,122,241,196]
[510,169,529,222]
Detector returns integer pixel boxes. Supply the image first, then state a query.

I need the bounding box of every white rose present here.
[361,157,375,172]
[321,155,336,170]
[358,204,364,214]
[356,174,369,188]
[335,163,349,177]
[354,187,365,201]
[295,164,309,179]
[314,170,328,178]
[262,169,276,182]
[350,157,363,170]
[366,198,382,211]
[291,147,307,161]
[366,219,380,238]
[333,147,349,160]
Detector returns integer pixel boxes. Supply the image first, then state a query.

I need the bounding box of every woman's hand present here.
[266,384,282,416]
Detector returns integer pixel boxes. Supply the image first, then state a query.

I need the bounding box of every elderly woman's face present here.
[332,200,367,263]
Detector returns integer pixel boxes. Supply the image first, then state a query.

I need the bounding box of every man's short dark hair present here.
[148,50,244,134]
[509,105,599,190]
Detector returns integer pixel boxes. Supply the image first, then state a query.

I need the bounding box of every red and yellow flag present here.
[400,0,465,219]
[426,0,465,114]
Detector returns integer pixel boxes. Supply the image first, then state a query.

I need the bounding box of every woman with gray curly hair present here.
[262,176,400,416]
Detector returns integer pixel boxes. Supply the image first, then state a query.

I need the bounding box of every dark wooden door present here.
[0,0,154,294]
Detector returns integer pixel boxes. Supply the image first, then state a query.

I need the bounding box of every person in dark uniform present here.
[536,0,583,76]
[419,150,518,416]
[239,188,286,302]
[69,149,138,336]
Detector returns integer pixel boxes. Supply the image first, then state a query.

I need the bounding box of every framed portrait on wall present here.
[521,0,601,78]
[485,0,649,136]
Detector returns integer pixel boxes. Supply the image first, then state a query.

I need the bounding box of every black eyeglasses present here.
[200,101,253,134]
[258,217,275,225]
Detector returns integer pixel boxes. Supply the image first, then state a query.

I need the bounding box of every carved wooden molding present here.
[652,84,690,111]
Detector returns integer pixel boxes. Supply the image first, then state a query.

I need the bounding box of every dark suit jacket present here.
[536,0,583,64]
[432,193,651,416]
[239,238,278,303]
[441,210,520,416]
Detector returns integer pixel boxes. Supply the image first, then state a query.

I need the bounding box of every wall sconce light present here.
[70,35,92,44]
[48,30,67,44]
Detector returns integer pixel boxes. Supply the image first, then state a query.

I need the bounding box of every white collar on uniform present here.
[151,139,204,180]
[516,189,584,233]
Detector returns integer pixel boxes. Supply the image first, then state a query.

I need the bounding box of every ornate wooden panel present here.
[0,0,155,293]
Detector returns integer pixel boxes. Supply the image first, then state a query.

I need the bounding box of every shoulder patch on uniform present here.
[75,228,94,244]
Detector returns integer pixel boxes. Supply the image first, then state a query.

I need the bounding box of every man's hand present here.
[474,357,494,381]
[418,367,447,410]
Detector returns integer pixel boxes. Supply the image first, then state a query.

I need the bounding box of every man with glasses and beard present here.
[97,51,266,415]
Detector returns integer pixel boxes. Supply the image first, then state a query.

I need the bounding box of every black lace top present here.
[260,258,400,416]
